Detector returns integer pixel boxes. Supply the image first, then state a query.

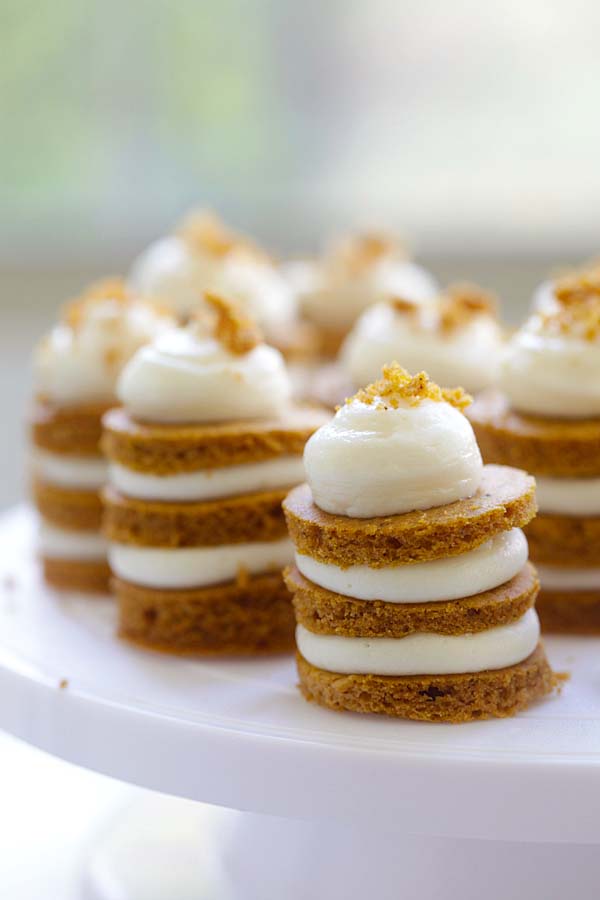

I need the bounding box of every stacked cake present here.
[469,270,600,633]
[31,280,173,592]
[283,365,557,722]
[102,295,327,653]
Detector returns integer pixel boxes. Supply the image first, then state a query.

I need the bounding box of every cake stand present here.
[2,505,600,900]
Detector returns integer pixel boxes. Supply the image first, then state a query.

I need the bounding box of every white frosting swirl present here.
[33,296,172,406]
[131,236,297,333]
[500,313,600,418]
[341,302,502,393]
[304,396,483,517]
[301,259,438,330]
[129,235,220,316]
[118,324,292,423]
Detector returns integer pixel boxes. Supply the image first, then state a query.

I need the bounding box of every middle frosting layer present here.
[118,326,291,424]
[109,456,306,501]
[295,528,528,603]
[304,396,483,517]
[108,536,293,589]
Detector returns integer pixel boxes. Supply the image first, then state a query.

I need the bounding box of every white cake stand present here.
[2,506,600,900]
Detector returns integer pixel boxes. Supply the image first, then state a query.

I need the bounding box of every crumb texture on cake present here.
[42,558,111,594]
[347,362,471,412]
[103,486,289,547]
[102,406,328,474]
[33,480,103,531]
[536,589,600,634]
[283,465,536,567]
[31,400,109,456]
[468,391,600,477]
[286,563,538,638]
[115,572,294,654]
[296,644,558,723]
[526,513,600,567]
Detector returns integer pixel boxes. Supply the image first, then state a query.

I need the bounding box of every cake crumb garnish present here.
[204,292,263,354]
[439,283,497,334]
[389,296,419,315]
[177,209,266,262]
[554,265,600,305]
[345,363,471,411]
[63,278,130,330]
[329,231,406,275]
[538,283,600,341]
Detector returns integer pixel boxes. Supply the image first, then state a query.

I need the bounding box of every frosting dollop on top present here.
[532,262,600,314]
[341,284,502,393]
[501,280,600,419]
[304,364,483,517]
[118,294,292,424]
[299,231,438,330]
[129,209,296,332]
[33,280,174,406]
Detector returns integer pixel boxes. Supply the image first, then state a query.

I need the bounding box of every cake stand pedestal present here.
[2,507,600,900]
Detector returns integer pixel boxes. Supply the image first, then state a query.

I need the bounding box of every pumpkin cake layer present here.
[526,513,600,567]
[286,563,538,638]
[116,572,295,654]
[283,465,535,568]
[468,390,600,477]
[536,589,600,634]
[31,400,109,456]
[102,406,328,475]
[103,486,289,547]
[42,558,111,593]
[297,644,557,723]
[33,479,103,531]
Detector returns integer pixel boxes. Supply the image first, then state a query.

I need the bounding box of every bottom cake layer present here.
[42,557,111,594]
[115,572,295,655]
[536,589,600,634]
[296,643,558,723]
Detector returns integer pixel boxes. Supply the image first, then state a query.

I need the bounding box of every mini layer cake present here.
[341,283,503,396]
[469,272,600,633]
[292,230,438,358]
[129,209,317,367]
[31,280,173,592]
[283,365,558,722]
[102,295,327,654]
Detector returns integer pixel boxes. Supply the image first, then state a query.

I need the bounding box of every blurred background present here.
[2,0,600,506]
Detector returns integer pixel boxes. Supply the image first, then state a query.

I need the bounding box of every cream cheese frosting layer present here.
[110,456,306,502]
[108,537,293,589]
[301,260,438,330]
[32,449,108,490]
[296,609,540,676]
[535,475,600,515]
[536,564,600,591]
[117,325,291,424]
[33,295,172,407]
[38,521,107,561]
[304,396,483,517]
[500,316,600,418]
[295,528,528,603]
[341,302,502,394]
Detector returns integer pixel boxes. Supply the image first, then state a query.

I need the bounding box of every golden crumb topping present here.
[389,296,419,315]
[554,265,600,305]
[62,278,130,330]
[345,363,472,412]
[329,231,406,275]
[538,294,600,342]
[203,292,263,354]
[177,209,267,263]
[439,283,498,334]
